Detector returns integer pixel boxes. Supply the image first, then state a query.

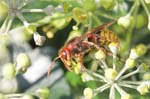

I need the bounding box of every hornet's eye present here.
[61,51,67,60]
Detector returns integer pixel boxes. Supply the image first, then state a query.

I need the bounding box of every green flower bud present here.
[137,83,149,95]
[145,0,150,4]
[36,87,50,99]
[0,93,6,99]
[83,0,96,11]
[83,88,94,99]
[104,68,117,80]
[121,94,132,99]
[26,24,37,34]
[135,13,147,29]
[0,34,10,45]
[118,15,132,28]
[125,58,136,69]
[94,49,106,60]
[141,63,149,71]
[16,53,31,73]
[136,44,146,57]
[100,0,115,10]
[72,7,88,23]
[22,94,34,99]
[2,63,16,79]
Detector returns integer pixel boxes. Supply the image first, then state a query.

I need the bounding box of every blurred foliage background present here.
[0,0,150,99]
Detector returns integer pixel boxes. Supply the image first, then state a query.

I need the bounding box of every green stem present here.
[118,82,138,89]
[115,66,128,80]
[114,84,126,96]
[95,83,110,92]
[95,11,117,20]
[22,9,44,13]
[4,15,15,34]
[0,17,9,33]
[119,65,142,80]
[109,85,115,99]
[140,0,150,16]
[88,12,92,30]
[126,0,140,48]
[5,93,24,98]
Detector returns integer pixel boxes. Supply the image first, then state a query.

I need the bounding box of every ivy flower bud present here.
[125,58,136,69]
[136,44,146,57]
[33,32,46,46]
[83,0,96,11]
[83,88,94,99]
[0,34,10,45]
[141,63,149,71]
[95,49,106,60]
[0,93,6,99]
[26,24,36,34]
[72,7,88,23]
[137,83,149,95]
[121,94,132,99]
[16,53,31,73]
[143,73,150,80]
[145,0,150,4]
[129,48,139,59]
[100,0,115,10]
[118,15,132,28]
[22,94,34,99]
[51,13,68,29]
[81,72,94,82]
[109,42,119,55]
[72,25,78,30]
[104,68,117,80]
[36,87,50,99]
[2,63,16,79]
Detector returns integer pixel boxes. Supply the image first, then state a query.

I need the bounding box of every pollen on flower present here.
[104,68,117,80]
[94,49,106,60]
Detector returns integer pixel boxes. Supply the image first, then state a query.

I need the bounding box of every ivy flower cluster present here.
[0,0,63,46]
[80,43,150,99]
